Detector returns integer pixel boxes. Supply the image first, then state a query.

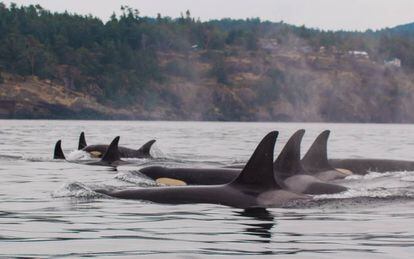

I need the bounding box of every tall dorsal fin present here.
[53,140,66,159]
[78,132,87,150]
[231,131,281,190]
[137,139,156,155]
[273,129,306,180]
[301,130,335,173]
[101,136,121,163]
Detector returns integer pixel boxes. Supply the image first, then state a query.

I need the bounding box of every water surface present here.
[0,120,413,258]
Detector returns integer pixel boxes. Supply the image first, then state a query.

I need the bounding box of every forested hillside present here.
[1,3,414,122]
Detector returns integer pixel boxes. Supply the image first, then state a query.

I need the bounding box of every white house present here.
[384,58,402,67]
[348,50,369,59]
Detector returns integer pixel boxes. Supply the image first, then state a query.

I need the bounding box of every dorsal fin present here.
[101,136,121,163]
[231,131,281,190]
[137,139,156,155]
[78,132,87,150]
[53,140,66,159]
[301,130,335,173]
[273,129,306,180]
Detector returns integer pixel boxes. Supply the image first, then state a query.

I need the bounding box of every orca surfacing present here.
[301,130,414,175]
[301,130,351,181]
[79,132,156,159]
[95,131,310,209]
[138,130,348,195]
[53,136,127,167]
[273,129,348,195]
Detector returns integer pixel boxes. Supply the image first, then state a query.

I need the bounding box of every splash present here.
[114,171,159,187]
[149,144,165,158]
[314,170,414,200]
[66,150,93,160]
[52,182,104,198]
[346,170,414,180]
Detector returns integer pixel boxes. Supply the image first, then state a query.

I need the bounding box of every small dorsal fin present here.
[231,131,281,190]
[78,132,87,150]
[53,140,66,159]
[101,136,121,163]
[274,129,306,180]
[137,139,156,155]
[301,130,334,173]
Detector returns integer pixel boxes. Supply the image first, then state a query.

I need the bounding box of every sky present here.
[3,0,414,31]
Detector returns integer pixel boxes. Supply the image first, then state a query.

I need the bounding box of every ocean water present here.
[0,120,413,258]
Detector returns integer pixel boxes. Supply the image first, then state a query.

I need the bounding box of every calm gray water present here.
[0,120,413,258]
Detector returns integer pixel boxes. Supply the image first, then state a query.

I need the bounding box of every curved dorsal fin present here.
[231,131,281,190]
[78,132,87,150]
[273,129,306,180]
[101,136,121,163]
[301,130,334,173]
[137,139,156,155]
[54,140,66,159]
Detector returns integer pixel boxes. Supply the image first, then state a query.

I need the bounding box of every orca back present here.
[274,129,306,180]
[78,132,87,150]
[231,131,281,190]
[101,136,121,164]
[137,139,156,156]
[302,130,335,173]
[53,140,66,159]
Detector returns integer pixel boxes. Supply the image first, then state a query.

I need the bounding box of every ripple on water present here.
[1,121,414,258]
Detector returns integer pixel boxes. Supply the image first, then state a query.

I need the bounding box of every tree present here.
[24,35,44,75]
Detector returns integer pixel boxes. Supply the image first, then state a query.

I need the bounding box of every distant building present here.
[384,58,402,67]
[319,46,326,53]
[348,50,369,59]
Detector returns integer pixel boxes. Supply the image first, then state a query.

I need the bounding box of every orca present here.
[54,140,66,159]
[78,132,156,159]
[301,130,414,175]
[329,158,414,175]
[273,129,348,195]
[137,130,347,195]
[301,130,351,181]
[94,131,310,209]
[224,130,351,181]
[78,132,87,150]
[139,166,238,185]
[53,136,127,167]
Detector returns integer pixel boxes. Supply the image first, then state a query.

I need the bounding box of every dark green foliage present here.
[164,59,197,80]
[0,3,162,104]
[255,68,284,103]
[2,2,414,109]
[209,52,230,85]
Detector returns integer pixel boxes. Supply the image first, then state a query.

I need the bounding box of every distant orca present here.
[138,130,347,195]
[53,140,66,160]
[301,130,351,181]
[78,132,156,159]
[94,131,311,209]
[301,130,414,175]
[54,136,127,167]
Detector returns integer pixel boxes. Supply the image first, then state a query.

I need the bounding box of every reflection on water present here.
[238,208,275,240]
[0,120,413,258]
